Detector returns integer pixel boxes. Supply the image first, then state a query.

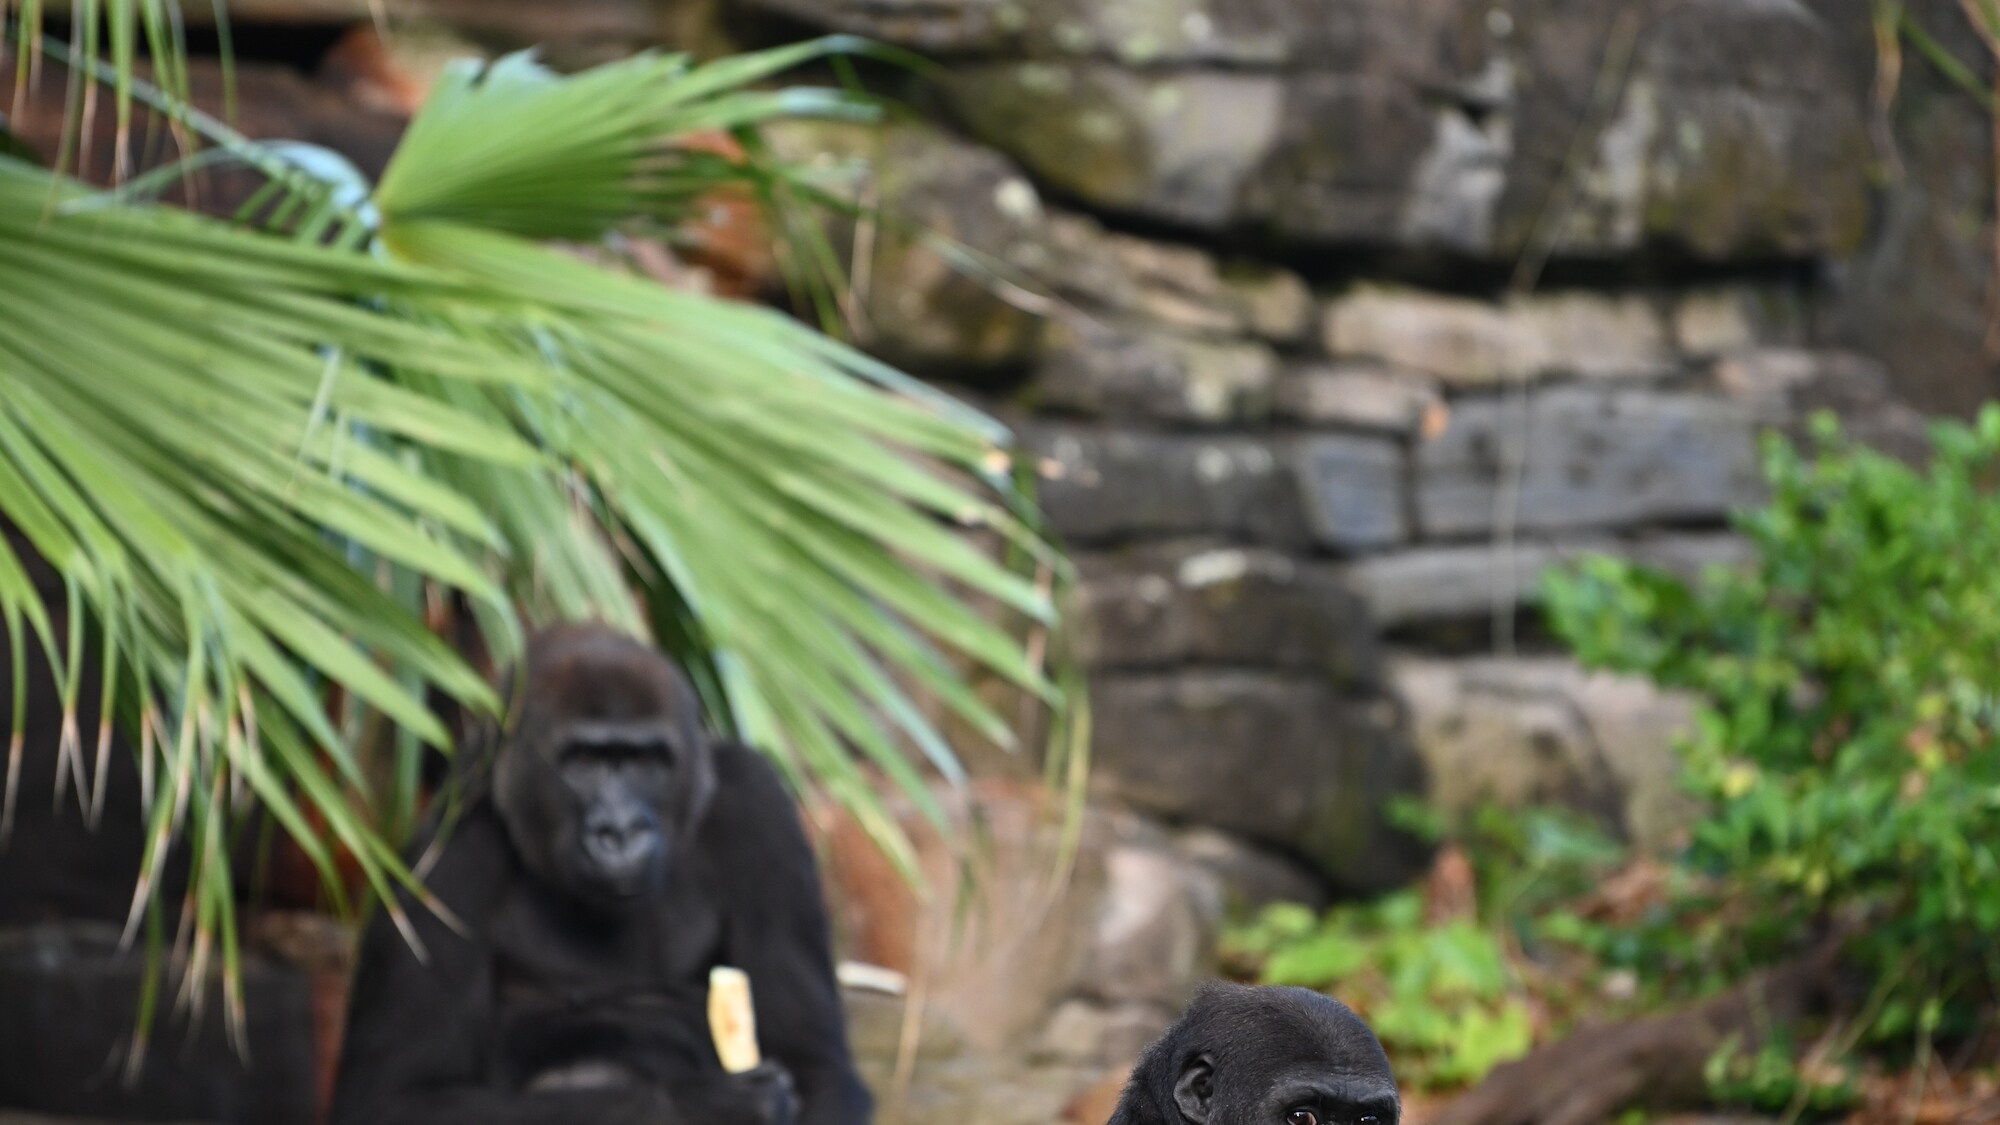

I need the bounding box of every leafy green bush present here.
[1702,1031,1859,1118]
[1224,893,1534,1089]
[1545,409,2000,1049]
[1222,807,1625,1090]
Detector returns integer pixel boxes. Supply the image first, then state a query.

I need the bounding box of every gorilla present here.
[331,623,870,1125]
[1110,983,1398,1125]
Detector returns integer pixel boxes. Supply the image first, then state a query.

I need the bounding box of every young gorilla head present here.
[492,624,716,913]
[1111,983,1398,1125]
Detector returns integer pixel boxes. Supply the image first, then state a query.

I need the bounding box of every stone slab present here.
[1340,531,1753,626]
[1089,673,1427,891]
[1322,287,1675,387]
[1072,542,1378,683]
[1414,388,1764,538]
[1028,317,1278,424]
[1292,435,1409,551]
[1024,425,1308,546]
[1275,364,1446,435]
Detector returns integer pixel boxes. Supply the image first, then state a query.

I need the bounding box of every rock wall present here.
[731,0,1941,864]
[727,4,1956,1116]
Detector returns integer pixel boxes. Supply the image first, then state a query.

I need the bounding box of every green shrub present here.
[1545,409,2000,1048]
[1702,1032,1859,1118]
[1221,807,1625,1090]
[1223,892,1534,1089]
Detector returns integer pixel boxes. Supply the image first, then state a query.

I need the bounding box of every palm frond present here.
[0,157,586,995]
[364,47,1068,859]
[0,8,1080,1054]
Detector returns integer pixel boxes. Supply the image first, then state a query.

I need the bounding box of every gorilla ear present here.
[1172,1055,1215,1124]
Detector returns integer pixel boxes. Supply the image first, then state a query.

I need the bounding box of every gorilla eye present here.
[1287,1111,1318,1125]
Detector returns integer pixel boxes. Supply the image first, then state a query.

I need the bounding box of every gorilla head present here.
[1111,983,1399,1125]
[492,624,716,912]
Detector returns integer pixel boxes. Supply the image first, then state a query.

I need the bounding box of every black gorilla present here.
[331,624,870,1125]
[1110,983,1398,1125]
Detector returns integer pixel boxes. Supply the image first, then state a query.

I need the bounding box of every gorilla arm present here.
[705,743,874,1125]
[329,806,676,1125]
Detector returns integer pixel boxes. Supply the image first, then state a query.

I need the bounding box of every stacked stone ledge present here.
[995,197,1908,854]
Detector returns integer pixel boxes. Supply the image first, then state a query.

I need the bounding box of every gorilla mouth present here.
[580,842,667,905]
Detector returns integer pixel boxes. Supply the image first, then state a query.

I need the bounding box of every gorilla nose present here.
[584,809,658,870]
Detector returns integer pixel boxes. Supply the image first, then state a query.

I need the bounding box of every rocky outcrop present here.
[1393,656,1701,852]
[1802,0,1999,415]
[1089,674,1425,893]
[738,0,1871,263]
[957,221,1896,889]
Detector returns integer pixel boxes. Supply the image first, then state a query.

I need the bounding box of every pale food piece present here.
[708,965,761,1073]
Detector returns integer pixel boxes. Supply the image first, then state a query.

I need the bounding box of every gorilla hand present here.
[668,1061,796,1125]
[732,1061,798,1125]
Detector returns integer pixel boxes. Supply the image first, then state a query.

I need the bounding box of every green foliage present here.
[1546,410,2000,1048]
[1703,1033,1859,1118]
[1225,893,1535,1089]
[1,5,1082,1051]
[1223,808,1627,1091]
[1460,804,1627,941]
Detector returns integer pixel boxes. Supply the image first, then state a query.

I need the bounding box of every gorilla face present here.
[550,722,681,902]
[1114,983,1399,1125]
[495,625,717,913]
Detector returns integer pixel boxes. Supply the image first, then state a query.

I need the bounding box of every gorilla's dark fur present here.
[330,624,869,1125]
[1110,983,1398,1125]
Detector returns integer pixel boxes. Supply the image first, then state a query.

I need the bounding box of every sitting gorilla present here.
[1109,983,1398,1125]
[331,624,871,1125]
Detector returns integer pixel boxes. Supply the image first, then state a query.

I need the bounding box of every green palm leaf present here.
[0,159,551,1011]
[1,7,1078,1051]
[363,45,1067,861]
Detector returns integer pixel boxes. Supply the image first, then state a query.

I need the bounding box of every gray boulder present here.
[1274,364,1446,437]
[1030,211,1314,343]
[1321,287,1676,387]
[1392,655,1700,852]
[1089,672,1429,891]
[945,62,1289,230]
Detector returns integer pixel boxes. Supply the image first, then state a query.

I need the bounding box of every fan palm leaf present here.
[0,5,1076,1050]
